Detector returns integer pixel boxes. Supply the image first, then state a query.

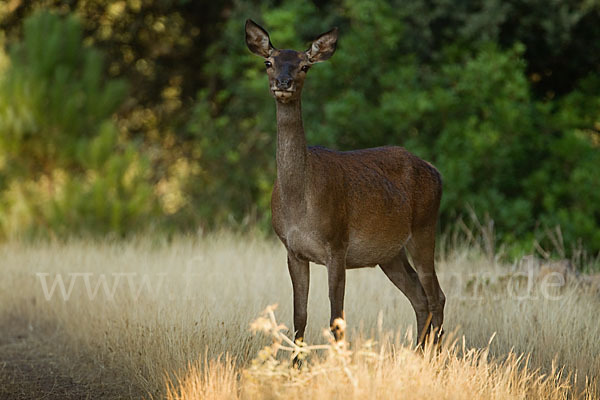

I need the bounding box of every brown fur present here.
[246,19,445,345]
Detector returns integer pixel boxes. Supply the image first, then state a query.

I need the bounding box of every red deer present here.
[245,19,445,347]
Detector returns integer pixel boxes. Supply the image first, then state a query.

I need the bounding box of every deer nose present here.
[276,77,293,89]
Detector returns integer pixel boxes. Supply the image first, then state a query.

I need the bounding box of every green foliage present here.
[0,11,127,173]
[0,1,599,257]
[187,0,600,255]
[0,11,158,238]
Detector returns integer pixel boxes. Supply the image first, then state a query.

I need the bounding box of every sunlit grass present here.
[167,305,593,400]
[1,232,598,398]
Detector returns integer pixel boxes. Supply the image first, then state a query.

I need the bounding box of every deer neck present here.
[275,98,308,207]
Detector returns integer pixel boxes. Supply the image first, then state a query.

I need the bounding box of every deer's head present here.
[245,19,338,103]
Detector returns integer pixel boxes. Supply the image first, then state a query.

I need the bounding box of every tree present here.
[0,11,158,237]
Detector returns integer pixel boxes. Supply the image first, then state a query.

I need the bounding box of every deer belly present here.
[284,226,407,268]
[345,231,407,267]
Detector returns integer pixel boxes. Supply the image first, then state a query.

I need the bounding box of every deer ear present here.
[245,19,274,58]
[306,27,338,63]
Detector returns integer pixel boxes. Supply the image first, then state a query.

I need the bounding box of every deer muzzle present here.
[275,76,293,90]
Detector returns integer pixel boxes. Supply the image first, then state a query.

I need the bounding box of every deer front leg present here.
[327,253,346,341]
[288,253,309,342]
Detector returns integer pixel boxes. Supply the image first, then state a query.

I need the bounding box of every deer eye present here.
[264,61,272,68]
[301,65,310,72]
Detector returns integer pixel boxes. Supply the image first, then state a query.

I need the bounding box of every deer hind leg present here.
[407,228,445,344]
[288,253,310,342]
[380,248,431,347]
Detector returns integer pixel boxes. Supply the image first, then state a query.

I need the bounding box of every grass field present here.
[1,233,599,399]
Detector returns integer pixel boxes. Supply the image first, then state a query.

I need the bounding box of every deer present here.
[245,19,445,349]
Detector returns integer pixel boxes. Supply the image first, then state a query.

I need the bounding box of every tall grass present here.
[167,305,589,399]
[1,232,598,398]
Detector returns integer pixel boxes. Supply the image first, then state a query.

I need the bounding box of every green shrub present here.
[186,0,600,255]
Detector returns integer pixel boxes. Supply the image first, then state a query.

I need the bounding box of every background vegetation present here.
[0,0,599,259]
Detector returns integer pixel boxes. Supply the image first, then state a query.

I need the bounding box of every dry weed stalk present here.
[245,304,382,389]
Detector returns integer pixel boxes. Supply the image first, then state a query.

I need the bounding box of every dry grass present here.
[167,306,590,400]
[1,232,599,398]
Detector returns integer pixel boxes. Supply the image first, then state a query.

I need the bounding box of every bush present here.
[1,2,598,256]
[186,0,600,255]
